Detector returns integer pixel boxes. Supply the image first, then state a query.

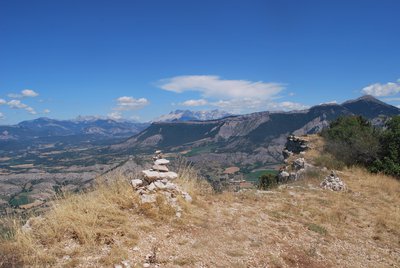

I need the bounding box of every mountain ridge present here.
[111,95,400,168]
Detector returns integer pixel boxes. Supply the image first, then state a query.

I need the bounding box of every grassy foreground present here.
[1,138,400,267]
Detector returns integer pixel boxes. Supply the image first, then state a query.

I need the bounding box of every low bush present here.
[321,116,380,166]
[258,174,278,190]
[314,153,345,170]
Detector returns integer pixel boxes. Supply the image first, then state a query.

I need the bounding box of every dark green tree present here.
[322,116,380,166]
[371,116,400,178]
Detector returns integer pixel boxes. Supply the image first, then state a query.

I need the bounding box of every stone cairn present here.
[320,170,346,191]
[130,150,192,217]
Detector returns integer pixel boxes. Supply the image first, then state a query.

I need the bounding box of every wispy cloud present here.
[382,97,400,102]
[362,80,400,97]
[108,111,123,120]
[0,99,6,105]
[320,100,338,105]
[43,109,50,114]
[211,99,309,113]
[159,75,284,99]
[0,112,4,119]
[8,89,39,98]
[114,96,149,111]
[180,99,208,107]
[7,99,37,114]
[22,89,39,97]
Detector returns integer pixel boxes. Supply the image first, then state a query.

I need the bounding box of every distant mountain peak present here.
[154,109,232,122]
[342,95,382,105]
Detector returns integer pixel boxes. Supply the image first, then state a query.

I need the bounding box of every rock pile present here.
[131,150,192,217]
[320,171,346,191]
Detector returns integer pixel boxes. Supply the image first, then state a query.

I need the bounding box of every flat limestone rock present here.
[142,170,178,181]
[155,159,170,165]
[154,180,167,189]
[159,171,178,180]
[152,164,169,172]
[142,170,161,182]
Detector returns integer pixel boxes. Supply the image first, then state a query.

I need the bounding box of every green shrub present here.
[314,153,345,170]
[322,116,380,166]
[371,116,400,178]
[258,174,278,190]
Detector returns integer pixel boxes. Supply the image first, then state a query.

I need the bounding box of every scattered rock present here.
[182,191,192,202]
[121,260,131,268]
[293,158,305,170]
[140,194,157,204]
[131,179,143,188]
[278,170,290,182]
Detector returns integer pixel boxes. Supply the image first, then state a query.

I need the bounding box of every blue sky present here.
[0,0,400,124]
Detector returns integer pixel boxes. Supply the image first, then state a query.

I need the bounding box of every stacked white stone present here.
[131,150,192,215]
[142,150,178,181]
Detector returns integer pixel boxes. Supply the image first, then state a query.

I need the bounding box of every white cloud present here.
[158,75,309,113]
[209,98,308,113]
[25,107,37,115]
[319,100,338,105]
[7,99,36,114]
[382,97,400,102]
[108,111,123,120]
[43,109,50,114]
[159,75,284,100]
[0,99,6,105]
[8,99,28,109]
[7,93,20,98]
[397,105,400,108]
[362,80,400,97]
[0,112,4,119]
[114,96,149,111]
[8,89,39,98]
[269,101,310,111]
[181,99,208,107]
[22,89,39,97]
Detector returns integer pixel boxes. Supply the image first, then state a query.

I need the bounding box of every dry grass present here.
[1,141,400,267]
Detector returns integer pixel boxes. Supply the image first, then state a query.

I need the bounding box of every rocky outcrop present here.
[278,135,314,183]
[285,135,309,155]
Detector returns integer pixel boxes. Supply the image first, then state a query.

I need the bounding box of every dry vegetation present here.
[1,136,400,267]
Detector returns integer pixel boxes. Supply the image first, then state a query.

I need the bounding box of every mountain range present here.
[1,95,399,213]
[111,95,400,169]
